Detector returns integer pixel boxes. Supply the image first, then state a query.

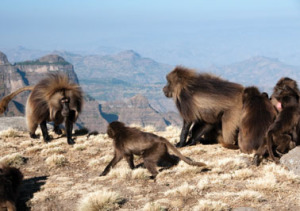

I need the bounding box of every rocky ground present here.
[0,125,300,211]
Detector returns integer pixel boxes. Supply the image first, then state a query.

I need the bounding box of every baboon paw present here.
[30,133,39,139]
[67,138,75,145]
[175,142,185,148]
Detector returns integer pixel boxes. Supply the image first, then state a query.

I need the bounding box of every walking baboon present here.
[163,66,244,148]
[0,73,83,144]
[100,121,207,179]
[0,166,23,211]
[238,87,277,165]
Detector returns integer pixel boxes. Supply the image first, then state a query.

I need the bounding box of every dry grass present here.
[0,126,300,210]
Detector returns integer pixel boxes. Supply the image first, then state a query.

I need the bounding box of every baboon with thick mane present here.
[0,166,23,211]
[238,87,277,165]
[163,66,244,148]
[0,73,83,144]
[100,121,207,179]
[268,85,300,162]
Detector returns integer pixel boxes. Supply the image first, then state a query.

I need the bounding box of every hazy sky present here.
[1,0,300,66]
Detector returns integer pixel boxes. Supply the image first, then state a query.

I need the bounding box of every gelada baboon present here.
[0,166,23,211]
[163,66,244,148]
[238,87,277,165]
[267,85,300,162]
[271,77,300,112]
[100,121,207,179]
[0,73,83,145]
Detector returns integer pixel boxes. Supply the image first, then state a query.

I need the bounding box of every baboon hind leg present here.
[6,200,16,211]
[221,110,239,149]
[40,120,51,142]
[27,120,39,139]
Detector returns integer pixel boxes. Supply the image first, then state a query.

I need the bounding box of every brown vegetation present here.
[0,126,299,210]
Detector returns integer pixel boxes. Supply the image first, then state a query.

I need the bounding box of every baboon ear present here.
[262,92,269,98]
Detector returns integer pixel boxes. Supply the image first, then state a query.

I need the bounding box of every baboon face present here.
[163,73,176,98]
[278,86,299,108]
[60,97,70,117]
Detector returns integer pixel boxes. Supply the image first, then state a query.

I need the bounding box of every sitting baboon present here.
[0,73,83,145]
[267,85,300,162]
[238,87,277,165]
[100,121,207,179]
[0,166,23,211]
[163,66,244,148]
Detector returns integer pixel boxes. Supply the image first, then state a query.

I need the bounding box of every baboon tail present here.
[160,137,206,167]
[0,86,34,114]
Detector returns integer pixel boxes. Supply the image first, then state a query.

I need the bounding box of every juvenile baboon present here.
[238,87,277,165]
[100,121,207,179]
[0,166,23,211]
[186,119,222,146]
[0,73,83,144]
[163,66,244,148]
[267,85,300,162]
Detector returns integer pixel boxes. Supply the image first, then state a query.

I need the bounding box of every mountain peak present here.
[0,51,10,65]
[38,54,68,64]
[248,56,279,63]
[116,50,141,60]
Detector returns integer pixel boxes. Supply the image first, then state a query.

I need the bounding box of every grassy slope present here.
[0,126,299,211]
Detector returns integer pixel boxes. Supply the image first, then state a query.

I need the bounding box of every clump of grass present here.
[74,143,87,151]
[131,168,149,179]
[41,147,66,156]
[143,125,157,133]
[45,154,68,167]
[77,189,125,211]
[0,152,27,167]
[143,201,167,211]
[192,199,230,211]
[164,182,195,198]
[0,128,19,138]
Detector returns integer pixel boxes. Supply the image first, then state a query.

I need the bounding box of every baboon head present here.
[163,66,197,98]
[277,85,299,108]
[107,121,125,139]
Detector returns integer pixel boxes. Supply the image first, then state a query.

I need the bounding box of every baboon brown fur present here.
[100,121,207,179]
[186,120,222,146]
[270,77,300,112]
[267,85,300,162]
[238,87,277,165]
[163,66,244,148]
[0,166,23,211]
[0,73,83,145]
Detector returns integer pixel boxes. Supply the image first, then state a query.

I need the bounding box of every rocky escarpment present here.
[101,94,180,130]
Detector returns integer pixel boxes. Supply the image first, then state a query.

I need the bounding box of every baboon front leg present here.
[40,121,51,142]
[187,122,214,145]
[100,152,123,176]
[177,120,192,147]
[65,117,75,145]
[125,154,135,169]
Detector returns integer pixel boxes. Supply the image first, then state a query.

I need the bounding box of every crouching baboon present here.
[0,73,83,145]
[163,66,244,148]
[100,121,207,179]
[238,87,277,165]
[0,166,23,211]
[267,85,300,162]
